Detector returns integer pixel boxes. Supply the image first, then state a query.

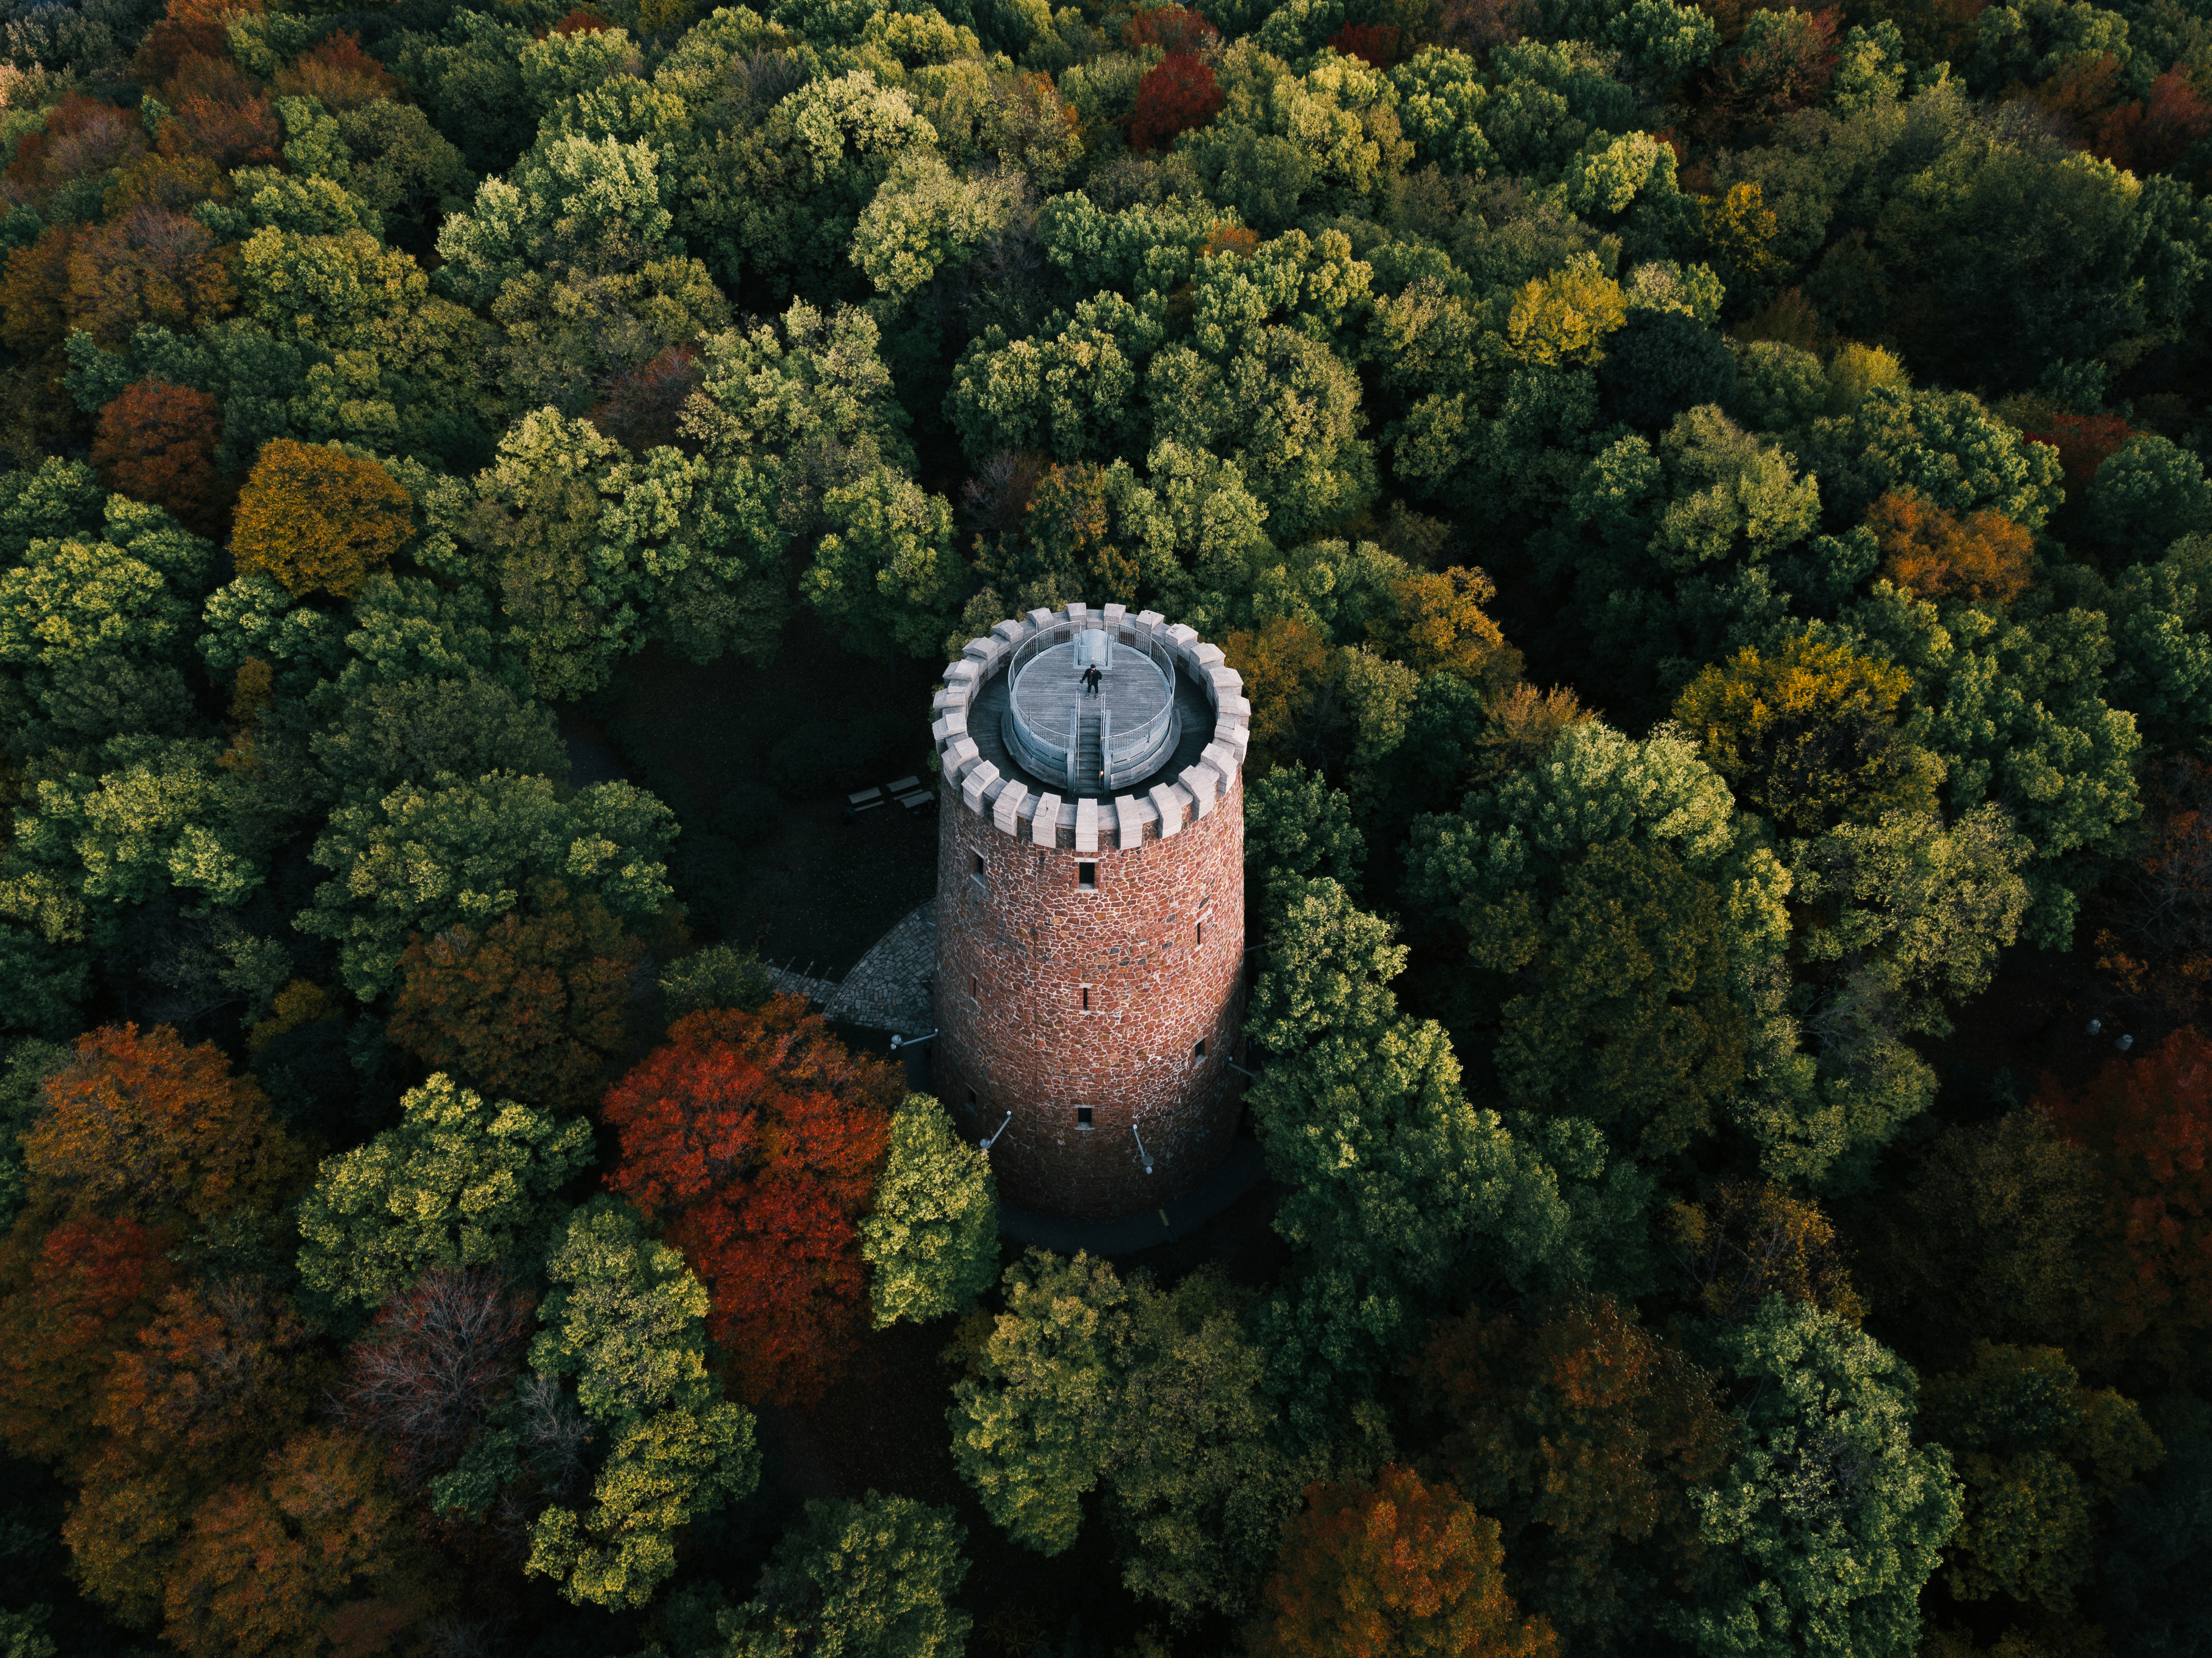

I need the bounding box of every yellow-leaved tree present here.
[230,440,412,599]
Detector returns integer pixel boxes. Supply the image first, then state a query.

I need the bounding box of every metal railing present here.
[1005,620,1180,791]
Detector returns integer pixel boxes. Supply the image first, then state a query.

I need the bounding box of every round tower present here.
[928,601,1250,1220]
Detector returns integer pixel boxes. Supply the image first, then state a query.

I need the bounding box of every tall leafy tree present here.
[296,1074,593,1311]
[858,1094,998,1329]
[1677,1297,1962,1658]
[1253,1464,1559,1658]
[603,997,898,1406]
[523,1198,760,1609]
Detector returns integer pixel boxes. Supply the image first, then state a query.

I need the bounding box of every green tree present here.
[1677,1297,1962,1658]
[948,1252,1314,1619]
[1827,581,2139,945]
[720,1493,970,1658]
[296,1073,593,1309]
[1920,1341,2162,1616]
[1491,839,1751,1159]
[298,770,677,1000]
[1244,763,1366,913]
[524,1197,761,1609]
[309,673,566,804]
[2085,431,2212,560]
[946,1249,1124,1555]
[858,1095,998,1329]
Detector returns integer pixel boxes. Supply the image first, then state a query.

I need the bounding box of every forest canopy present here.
[2,0,2211,1648]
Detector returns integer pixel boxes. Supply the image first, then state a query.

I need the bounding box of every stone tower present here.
[928,602,1250,1220]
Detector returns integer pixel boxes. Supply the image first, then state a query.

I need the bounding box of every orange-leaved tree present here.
[1865,489,2034,607]
[230,440,413,599]
[22,1023,310,1228]
[1663,1178,1869,1326]
[1414,1295,1735,1647]
[1373,566,1523,690]
[601,995,898,1406]
[272,30,400,110]
[65,205,238,349]
[162,1427,435,1658]
[387,884,646,1115]
[0,1217,183,1472]
[65,1281,322,1628]
[91,380,229,536]
[1253,1463,1560,1658]
[2041,1028,2212,1384]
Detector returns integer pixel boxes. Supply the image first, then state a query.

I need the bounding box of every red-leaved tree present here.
[1328,22,1405,65]
[0,1217,183,1472]
[1253,1464,1560,1658]
[601,996,898,1406]
[2024,411,2131,485]
[588,343,703,455]
[1130,52,1225,153]
[2041,1028,2212,1384]
[2096,66,2212,174]
[1122,3,1216,53]
[92,380,230,535]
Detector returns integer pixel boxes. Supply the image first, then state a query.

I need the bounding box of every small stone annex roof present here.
[930,602,1252,852]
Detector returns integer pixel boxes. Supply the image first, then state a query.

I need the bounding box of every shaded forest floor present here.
[562,618,946,975]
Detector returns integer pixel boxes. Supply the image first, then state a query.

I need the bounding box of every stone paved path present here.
[766,902,936,1035]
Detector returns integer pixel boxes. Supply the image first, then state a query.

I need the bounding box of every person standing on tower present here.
[1083,664,1103,696]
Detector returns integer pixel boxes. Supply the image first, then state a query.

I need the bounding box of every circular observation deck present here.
[1004,628,1182,795]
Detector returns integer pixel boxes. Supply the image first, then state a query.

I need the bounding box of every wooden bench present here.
[845,787,886,820]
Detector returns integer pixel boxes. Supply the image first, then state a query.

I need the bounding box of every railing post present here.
[1100,707,1112,788]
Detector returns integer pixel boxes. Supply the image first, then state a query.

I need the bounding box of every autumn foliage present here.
[2094,68,2212,175]
[23,1023,309,1228]
[0,1217,183,1472]
[2024,411,2131,485]
[1121,3,1217,53]
[1327,23,1406,66]
[91,380,231,535]
[162,1429,429,1658]
[1663,1179,1868,1325]
[589,342,704,454]
[1866,488,2036,607]
[1415,1296,1733,1647]
[388,886,646,1115]
[1254,1464,1560,1658]
[1130,52,1226,153]
[231,440,415,599]
[2041,1028,2212,1384]
[601,996,898,1406]
[65,1281,320,1627]
[1375,567,1523,689]
[272,31,401,110]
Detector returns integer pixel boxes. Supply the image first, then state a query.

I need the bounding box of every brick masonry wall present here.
[932,761,1247,1220]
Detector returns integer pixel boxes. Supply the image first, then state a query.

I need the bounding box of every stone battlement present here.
[929,602,1252,847]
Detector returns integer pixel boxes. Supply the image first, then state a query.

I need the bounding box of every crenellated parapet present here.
[928,601,1253,849]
